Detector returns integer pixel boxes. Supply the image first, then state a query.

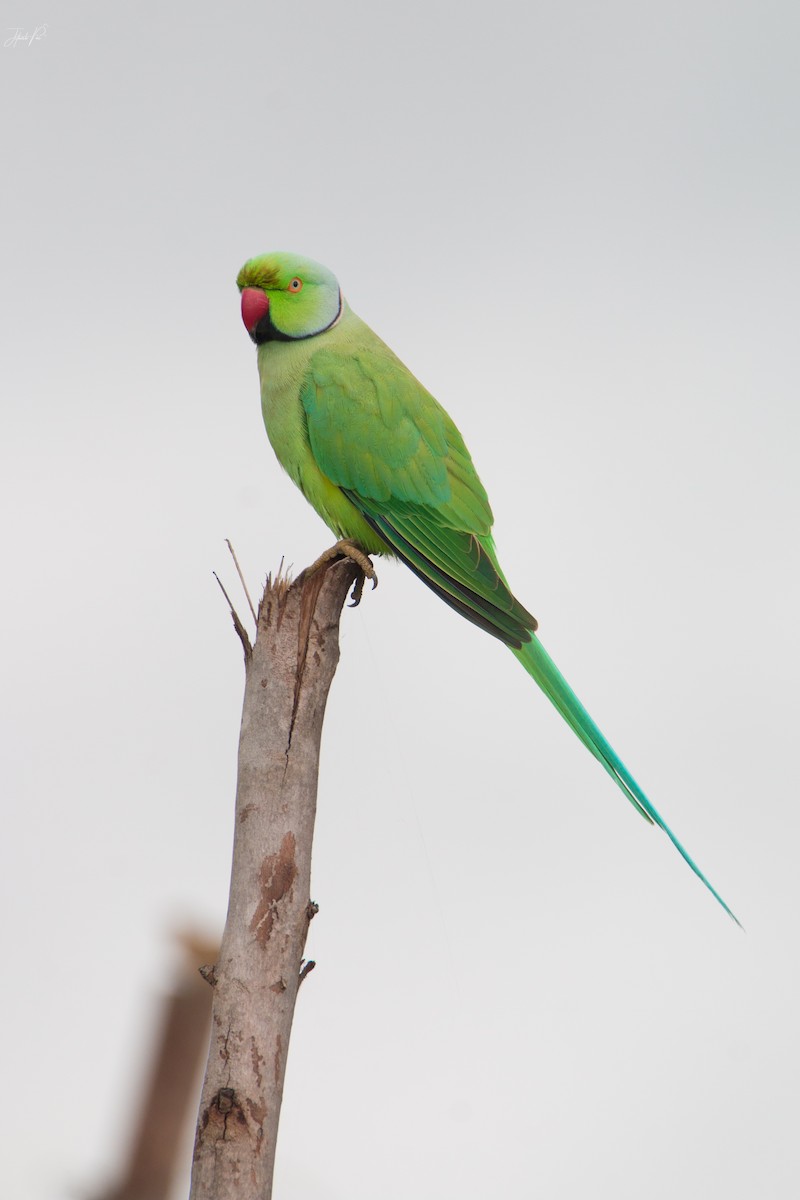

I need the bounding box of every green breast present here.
[256,327,392,554]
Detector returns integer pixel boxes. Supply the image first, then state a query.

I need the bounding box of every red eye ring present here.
[288,277,303,292]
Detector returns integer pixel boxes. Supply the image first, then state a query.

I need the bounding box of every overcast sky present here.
[2,1,799,1197]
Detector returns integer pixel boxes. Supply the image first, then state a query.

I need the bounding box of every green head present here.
[237,252,342,344]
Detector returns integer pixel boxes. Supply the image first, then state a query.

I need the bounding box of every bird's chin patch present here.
[252,314,298,345]
[252,313,275,345]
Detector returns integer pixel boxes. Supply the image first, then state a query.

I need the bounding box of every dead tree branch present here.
[189,554,361,1199]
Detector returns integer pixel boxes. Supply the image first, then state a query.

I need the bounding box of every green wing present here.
[301,345,536,647]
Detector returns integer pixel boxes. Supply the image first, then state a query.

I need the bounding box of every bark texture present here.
[189,558,360,1199]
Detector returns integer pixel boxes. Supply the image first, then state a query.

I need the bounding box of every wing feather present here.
[302,344,536,646]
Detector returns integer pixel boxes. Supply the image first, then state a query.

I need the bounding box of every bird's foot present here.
[303,540,378,607]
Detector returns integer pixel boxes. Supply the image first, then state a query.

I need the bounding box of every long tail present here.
[512,635,741,927]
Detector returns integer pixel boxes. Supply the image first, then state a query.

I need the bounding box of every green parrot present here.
[237,250,739,925]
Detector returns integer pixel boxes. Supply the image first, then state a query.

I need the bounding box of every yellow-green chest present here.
[257,340,312,490]
[255,337,391,554]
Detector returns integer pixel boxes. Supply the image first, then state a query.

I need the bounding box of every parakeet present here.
[237,250,738,925]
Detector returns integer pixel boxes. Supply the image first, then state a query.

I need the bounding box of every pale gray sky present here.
[2,1,799,1197]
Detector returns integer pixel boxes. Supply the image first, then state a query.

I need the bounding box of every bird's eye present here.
[288,278,303,292]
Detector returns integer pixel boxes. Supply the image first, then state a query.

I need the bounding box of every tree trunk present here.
[189,557,360,1199]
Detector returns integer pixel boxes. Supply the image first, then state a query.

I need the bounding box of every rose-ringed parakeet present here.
[237,251,738,925]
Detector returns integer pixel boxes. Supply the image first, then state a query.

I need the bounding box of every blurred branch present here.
[95,931,217,1200]
[189,554,362,1200]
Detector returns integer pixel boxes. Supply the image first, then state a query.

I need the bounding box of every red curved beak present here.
[241,287,270,338]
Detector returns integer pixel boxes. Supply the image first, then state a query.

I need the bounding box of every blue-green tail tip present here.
[512,635,742,928]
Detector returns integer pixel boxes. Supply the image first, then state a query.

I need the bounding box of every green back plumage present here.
[239,250,740,925]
